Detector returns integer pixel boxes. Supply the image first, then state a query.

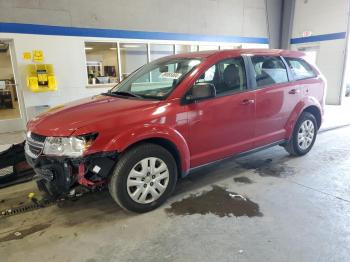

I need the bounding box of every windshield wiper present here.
[112,91,143,98]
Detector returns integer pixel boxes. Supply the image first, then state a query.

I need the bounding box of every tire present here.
[285,112,318,156]
[108,143,178,213]
[36,179,61,200]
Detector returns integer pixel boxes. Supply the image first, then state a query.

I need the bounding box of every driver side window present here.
[195,57,247,96]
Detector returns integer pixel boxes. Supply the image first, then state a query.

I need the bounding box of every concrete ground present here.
[1,126,350,262]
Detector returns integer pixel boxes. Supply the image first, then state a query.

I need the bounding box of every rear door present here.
[283,56,322,106]
[248,55,301,147]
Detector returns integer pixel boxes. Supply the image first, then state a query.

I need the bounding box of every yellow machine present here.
[26,64,57,92]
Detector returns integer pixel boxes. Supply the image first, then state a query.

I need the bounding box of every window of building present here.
[0,42,20,121]
[175,45,198,54]
[198,45,219,51]
[219,45,242,50]
[195,57,246,95]
[219,46,234,50]
[85,42,120,85]
[251,56,289,88]
[150,44,174,61]
[284,57,316,80]
[119,43,148,80]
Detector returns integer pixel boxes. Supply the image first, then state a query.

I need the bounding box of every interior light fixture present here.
[109,47,117,50]
[85,47,93,50]
[120,44,141,48]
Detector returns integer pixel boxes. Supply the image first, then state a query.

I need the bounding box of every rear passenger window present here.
[284,57,316,80]
[251,56,289,88]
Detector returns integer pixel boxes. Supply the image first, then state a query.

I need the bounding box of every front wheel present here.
[36,179,61,200]
[285,112,318,156]
[108,143,177,213]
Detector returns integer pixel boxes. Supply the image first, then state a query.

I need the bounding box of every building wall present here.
[290,0,349,105]
[0,0,273,126]
[0,0,268,37]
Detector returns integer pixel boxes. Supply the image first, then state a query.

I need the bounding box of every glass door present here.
[0,40,25,133]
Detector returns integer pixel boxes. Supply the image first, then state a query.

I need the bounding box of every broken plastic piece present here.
[229,193,247,201]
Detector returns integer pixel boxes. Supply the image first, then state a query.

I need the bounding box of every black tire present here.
[285,112,318,156]
[36,179,61,200]
[108,143,178,213]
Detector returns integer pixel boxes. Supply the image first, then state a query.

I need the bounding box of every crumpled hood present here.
[27,95,160,136]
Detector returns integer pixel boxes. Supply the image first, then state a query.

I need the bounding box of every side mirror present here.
[186,83,216,102]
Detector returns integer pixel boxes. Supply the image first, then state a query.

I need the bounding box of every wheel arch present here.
[302,105,322,130]
[285,97,323,139]
[104,125,191,176]
[122,137,184,178]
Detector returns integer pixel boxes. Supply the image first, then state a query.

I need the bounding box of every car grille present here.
[30,132,46,143]
[25,132,46,159]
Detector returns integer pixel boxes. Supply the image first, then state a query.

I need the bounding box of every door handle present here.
[241,99,255,105]
[288,89,300,94]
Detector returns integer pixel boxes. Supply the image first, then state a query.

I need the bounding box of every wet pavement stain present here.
[0,223,51,242]
[234,176,254,184]
[237,159,294,178]
[166,185,263,217]
[318,148,350,163]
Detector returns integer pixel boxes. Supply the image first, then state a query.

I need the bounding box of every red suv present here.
[25,49,325,212]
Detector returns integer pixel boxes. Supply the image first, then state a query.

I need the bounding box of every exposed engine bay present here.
[24,131,117,198]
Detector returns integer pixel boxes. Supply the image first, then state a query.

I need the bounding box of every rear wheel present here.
[285,112,317,156]
[109,143,177,213]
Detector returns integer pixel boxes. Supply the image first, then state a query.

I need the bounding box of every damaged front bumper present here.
[25,148,117,194]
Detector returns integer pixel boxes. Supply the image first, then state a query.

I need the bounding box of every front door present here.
[186,57,256,168]
[0,40,25,133]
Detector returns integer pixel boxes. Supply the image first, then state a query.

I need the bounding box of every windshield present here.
[108,58,201,99]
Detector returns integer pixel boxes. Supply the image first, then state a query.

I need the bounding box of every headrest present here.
[223,64,240,87]
[262,59,277,69]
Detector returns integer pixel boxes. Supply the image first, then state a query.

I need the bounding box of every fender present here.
[285,96,323,139]
[102,124,191,174]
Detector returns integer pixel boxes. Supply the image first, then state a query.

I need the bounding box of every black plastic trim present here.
[184,139,287,176]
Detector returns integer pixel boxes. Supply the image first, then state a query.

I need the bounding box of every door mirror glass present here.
[187,83,216,101]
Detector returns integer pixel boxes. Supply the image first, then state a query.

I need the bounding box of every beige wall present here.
[291,0,349,105]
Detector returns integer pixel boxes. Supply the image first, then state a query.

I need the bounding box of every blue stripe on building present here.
[0,22,269,44]
[290,32,346,44]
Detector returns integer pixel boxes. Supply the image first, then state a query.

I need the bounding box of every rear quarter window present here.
[284,57,317,80]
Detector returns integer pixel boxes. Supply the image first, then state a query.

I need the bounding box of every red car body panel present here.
[27,95,161,137]
[27,49,325,177]
[186,90,256,167]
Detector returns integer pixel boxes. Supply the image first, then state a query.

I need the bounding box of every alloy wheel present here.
[297,119,315,150]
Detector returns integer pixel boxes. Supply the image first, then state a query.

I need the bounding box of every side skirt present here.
[183,139,287,177]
